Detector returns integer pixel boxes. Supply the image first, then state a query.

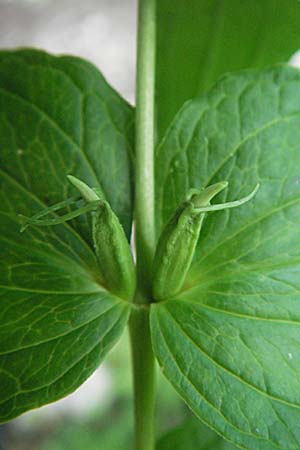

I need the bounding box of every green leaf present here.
[0,172,130,422]
[157,415,237,450]
[156,0,300,139]
[0,49,134,239]
[152,66,300,449]
[0,167,129,422]
[0,50,133,421]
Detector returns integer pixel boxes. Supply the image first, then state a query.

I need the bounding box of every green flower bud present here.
[68,175,136,301]
[152,182,259,301]
[20,175,136,300]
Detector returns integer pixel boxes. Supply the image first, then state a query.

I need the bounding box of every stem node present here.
[131,0,157,448]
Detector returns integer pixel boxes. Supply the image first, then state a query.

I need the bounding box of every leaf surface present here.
[156,0,300,138]
[0,50,132,421]
[0,49,134,238]
[157,415,237,450]
[152,67,300,449]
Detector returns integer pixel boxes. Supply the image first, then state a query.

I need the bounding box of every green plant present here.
[1,1,300,449]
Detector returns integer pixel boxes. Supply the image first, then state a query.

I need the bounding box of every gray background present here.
[0,0,137,102]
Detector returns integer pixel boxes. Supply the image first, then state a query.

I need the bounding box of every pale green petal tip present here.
[67,174,100,203]
[214,180,229,189]
[191,180,228,207]
[194,182,260,214]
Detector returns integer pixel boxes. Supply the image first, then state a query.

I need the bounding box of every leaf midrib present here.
[23,55,135,162]
[153,309,283,450]
[157,107,300,226]
[188,195,300,287]
[0,86,101,186]
[165,299,300,326]
[0,300,124,356]
[0,307,128,409]
[0,233,94,278]
[163,305,300,410]
[0,284,101,295]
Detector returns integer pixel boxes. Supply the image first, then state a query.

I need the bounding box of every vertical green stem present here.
[130,0,156,449]
[130,307,156,450]
[135,0,156,297]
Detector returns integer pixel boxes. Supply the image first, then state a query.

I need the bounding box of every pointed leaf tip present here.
[67,174,101,203]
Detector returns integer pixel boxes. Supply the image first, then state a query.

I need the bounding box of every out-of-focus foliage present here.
[156,0,300,138]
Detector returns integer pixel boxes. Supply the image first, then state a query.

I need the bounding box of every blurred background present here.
[0,1,188,449]
[0,0,137,102]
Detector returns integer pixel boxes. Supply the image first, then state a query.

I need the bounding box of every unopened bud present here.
[68,175,136,301]
[152,182,259,301]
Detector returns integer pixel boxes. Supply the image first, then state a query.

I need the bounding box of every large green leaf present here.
[156,0,300,139]
[0,49,134,238]
[152,67,300,449]
[157,415,237,450]
[0,50,133,421]
[0,172,130,422]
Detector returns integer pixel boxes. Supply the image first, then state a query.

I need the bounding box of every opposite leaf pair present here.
[1,49,300,450]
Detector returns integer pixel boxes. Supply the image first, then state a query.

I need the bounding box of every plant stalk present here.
[130,0,156,449]
[130,306,156,450]
[134,0,156,298]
